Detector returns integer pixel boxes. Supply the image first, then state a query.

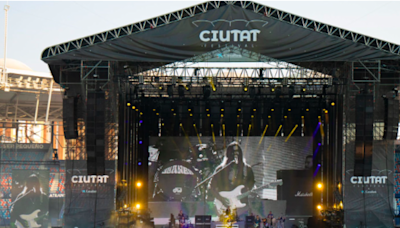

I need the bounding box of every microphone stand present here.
[194,159,236,189]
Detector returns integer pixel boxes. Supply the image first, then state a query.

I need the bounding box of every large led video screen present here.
[148,136,313,222]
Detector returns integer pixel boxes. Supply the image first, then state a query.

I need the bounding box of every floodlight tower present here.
[2,4,10,91]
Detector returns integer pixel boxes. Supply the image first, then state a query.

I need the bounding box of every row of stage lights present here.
[126,102,335,117]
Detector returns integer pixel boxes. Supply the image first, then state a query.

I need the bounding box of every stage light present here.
[238,108,241,112]
[171,108,174,112]
[253,109,256,112]
[188,108,192,112]
[301,116,304,119]
[271,109,274,112]
[180,123,182,126]
[162,123,164,126]
[153,109,156,111]
[139,141,142,144]
[221,108,224,112]
[193,123,196,126]
[221,114,224,117]
[206,109,209,112]
[190,113,193,116]
[199,154,203,158]
[284,116,287,119]
[156,113,159,116]
[124,204,128,209]
[324,110,328,114]
[244,86,248,92]
[271,88,275,92]
[317,182,323,190]
[207,114,210,117]
[237,115,239,118]
[173,113,176,116]
[127,103,131,106]
[139,120,143,124]
[331,102,335,106]
[136,181,142,187]
[203,85,211,99]
[167,85,174,97]
[178,85,185,97]
[251,115,254,118]
[159,86,163,90]
[132,106,136,109]
[306,109,309,112]
[185,85,190,91]
[268,116,271,118]
[140,112,143,115]
[136,204,141,210]
[288,109,291,112]
[339,201,343,209]
[302,87,306,92]
[138,162,142,166]
[212,87,216,92]
[317,205,322,210]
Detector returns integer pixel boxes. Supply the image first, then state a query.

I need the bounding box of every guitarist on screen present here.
[207,141,255,213]
[10,174,48,228]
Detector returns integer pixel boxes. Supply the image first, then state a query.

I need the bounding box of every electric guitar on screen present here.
[14,210,48,228]
[214,180,282,212]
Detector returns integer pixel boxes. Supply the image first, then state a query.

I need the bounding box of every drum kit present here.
[152,143,223,201]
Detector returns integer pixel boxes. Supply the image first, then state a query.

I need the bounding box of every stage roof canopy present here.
[42,1,400,68]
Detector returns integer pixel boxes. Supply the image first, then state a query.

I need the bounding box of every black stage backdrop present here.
[148,136,313,223]
[10,169,49,228]
[64,160,116,228]
[344,141,394,228]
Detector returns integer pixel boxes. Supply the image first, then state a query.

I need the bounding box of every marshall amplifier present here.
[277,170,313,216]
[195,215,211,228]
[245,216,255,228]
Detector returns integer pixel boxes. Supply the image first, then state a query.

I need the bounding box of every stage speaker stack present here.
[245,216,255,228]
[86,90,106,175]
[63,97,78,139]
[354,94,374,176]
[195,215,211,228]
[383,97,399,140]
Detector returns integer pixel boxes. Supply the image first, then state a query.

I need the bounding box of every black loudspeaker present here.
[384,97,399,140]
[245,216,255,228]
[63,97,78,139]
[86,91,105,175]
[354,94,373,176]
[195,215,211,228]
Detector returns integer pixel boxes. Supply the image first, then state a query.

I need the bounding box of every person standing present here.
[207,141,255,213]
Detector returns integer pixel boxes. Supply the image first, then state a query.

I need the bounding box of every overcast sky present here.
[0,1,399,73]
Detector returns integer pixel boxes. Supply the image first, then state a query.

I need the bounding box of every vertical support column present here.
[46,80,54,123]
[14,93,18,122]
[34,94,40,123]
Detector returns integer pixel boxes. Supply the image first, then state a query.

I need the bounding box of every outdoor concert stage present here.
[39,1,400,228]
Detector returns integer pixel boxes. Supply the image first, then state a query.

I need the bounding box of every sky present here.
[0,1,399,73]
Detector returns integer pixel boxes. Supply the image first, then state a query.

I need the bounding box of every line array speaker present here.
[383,97,399,140]
[63,97,78,139]
[86,91,105,175]
[354,94,373,176]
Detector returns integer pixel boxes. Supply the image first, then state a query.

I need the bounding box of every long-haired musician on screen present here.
[207,141,255,212]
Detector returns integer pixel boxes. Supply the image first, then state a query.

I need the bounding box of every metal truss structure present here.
[42,1,400,60]
[0,67,63,123]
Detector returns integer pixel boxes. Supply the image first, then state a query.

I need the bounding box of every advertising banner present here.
[344,141,394,228]
[64,160,115,228]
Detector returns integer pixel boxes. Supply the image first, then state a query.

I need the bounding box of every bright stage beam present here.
[193,124,202,144]
[267,125,282,152]
[285,124,298,142]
